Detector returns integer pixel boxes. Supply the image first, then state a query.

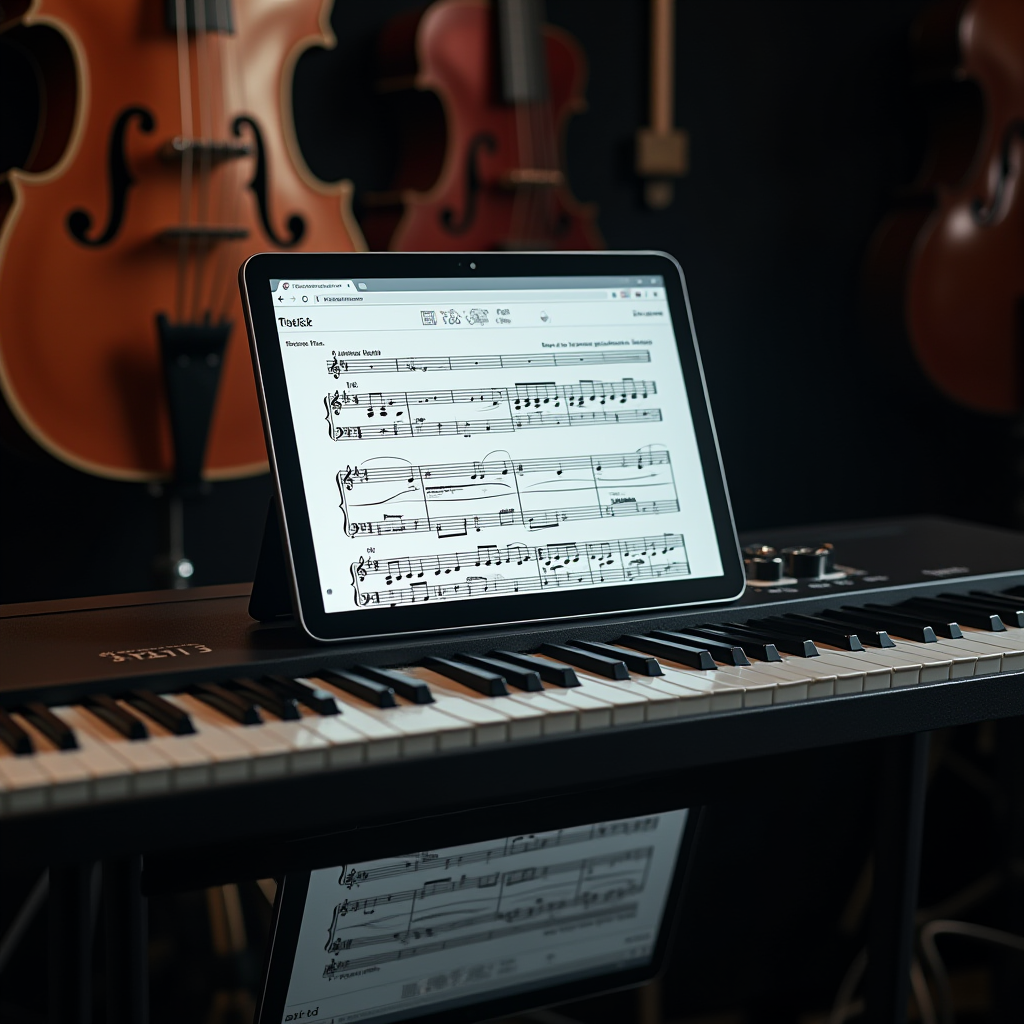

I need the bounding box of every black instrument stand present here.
[248,500,295,623]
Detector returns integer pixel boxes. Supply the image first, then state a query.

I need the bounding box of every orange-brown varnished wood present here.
[0,0,364,481]
[905,0,1024,414]
[367,0,601,253]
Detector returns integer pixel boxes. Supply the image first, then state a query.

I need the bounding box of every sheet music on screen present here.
[270,276,723,615]
[278,810,688,1023]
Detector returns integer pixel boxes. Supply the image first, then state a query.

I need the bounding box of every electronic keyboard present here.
[3,516,1024,871]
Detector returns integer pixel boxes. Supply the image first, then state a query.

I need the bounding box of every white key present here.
[777,652,866,695]
[502,689,578,734]
[48,707,134,802]
[304,677,421,759]
[886,643,952,683]
[0,746,50,814]
[315,673,476,754]
[813,649,902,690]
[163,695,259,785]
[400,668,521,743]
[950,630,1023,671]
[644,662,750,710]
[584,672,687,720]
[889,640,980,679]
[12,716,92,808]
[834,645,927,686]
[532,656,649,724]
[713,660,819,703]
[291,712,367,768]
[63,704,184,794]
[533,685,614,729]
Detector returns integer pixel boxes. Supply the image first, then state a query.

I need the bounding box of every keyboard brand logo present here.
[99,642,213,663]
[279,316,313,328]
[921,566,969,578]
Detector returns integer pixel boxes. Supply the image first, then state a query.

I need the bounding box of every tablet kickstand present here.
[249,502,296,623]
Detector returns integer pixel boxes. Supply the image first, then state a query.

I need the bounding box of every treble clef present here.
[343,465,354,490]
[356,555,368,582]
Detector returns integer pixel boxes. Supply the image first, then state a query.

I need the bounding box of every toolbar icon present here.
[420,310,436,325]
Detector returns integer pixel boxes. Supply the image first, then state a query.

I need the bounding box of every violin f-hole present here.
[440,133,497,234]
[66,106,154,247]
[232,115,305,247]
[972,119,1024,226]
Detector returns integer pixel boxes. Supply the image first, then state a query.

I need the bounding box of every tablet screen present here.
[268,274,725,619]
[274,810,688,1024]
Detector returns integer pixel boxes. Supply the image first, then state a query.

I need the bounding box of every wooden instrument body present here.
[368,0,601,253]
[905,0,1024,414]
[0,0,363,481]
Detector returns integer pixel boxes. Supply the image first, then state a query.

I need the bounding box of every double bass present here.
[0,0,364,483]
[362,0,602,252]
[869,0,1023,415]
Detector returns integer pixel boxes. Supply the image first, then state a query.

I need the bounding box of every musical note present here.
[326,351,652,376]
[350,533,689,606]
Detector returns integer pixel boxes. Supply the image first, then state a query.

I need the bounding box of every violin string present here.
[208,0,237,325]
[509,0,530,246]
[191,0,215,324]
[173,0,195,324]
[212,0,251,325]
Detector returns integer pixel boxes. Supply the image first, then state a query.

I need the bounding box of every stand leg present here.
[103,856,148,1024]
[864,731,930,1024]
[48,862,95,1024]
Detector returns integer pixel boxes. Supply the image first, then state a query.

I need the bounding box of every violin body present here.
[0,0,363,481]
[364,0,601,253]
[903,0,1024,414]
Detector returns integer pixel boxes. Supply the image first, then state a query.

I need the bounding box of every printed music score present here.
[321,846,654,976]
[336,446,679,541]
[351,533,689,607]
[326,348,652,377]
[336,818,660,889]
[324,378,659,441]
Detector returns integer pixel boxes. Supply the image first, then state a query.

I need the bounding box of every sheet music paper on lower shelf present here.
[277,810,688,1024]
[270,275,723,615]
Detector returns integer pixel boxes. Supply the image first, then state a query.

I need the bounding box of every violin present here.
[362,0,602,252]
[878,0,1023,415]
[0,0,364,482]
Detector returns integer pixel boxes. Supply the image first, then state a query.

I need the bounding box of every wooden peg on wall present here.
[635,0,689,209]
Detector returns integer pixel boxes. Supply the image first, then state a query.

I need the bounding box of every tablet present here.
[255,807,695,1024]
[239,252,743,642]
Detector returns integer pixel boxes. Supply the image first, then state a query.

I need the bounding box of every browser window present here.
[269,276,723,616]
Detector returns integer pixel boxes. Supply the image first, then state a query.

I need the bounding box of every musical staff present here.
[343,498,680,541]
[326,407,662,441]
[321,845,654,976]
[335,818,661,889]
[336,445,679,542]
[327,378,656,416]
[326,349,652,377]
[339,448,671,490]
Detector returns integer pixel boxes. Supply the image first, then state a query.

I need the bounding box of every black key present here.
[353,666,435,704]
[872,605,963,639]
[619,635,716,670]
[83,694,147,739]
[848,607,937,643]
[318,668,398,708]
[456,654,543,691]
[540,644,629,680]
[650,631,750,667]
[262,675,340,715]
[813,610,895,647]
[952,593,1024,628]
[126,690,195,735]
[0,707,32,754]
[192,683,262,725]
[491,650,580,687]
[903,597,1004,631]
[683,625,782,662]
[569,640,664,676]
[730,622,818,658]
[21,702,77,750]
[970,589,1024,617]
[423,657,509,697]
[229,678,300,720]
[770,615,865,651]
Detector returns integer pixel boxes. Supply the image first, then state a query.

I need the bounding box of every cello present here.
[0,0,364,484]
[362,0,602,252]
[889,0,1024,414]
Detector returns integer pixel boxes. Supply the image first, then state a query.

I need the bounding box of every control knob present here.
[782,544,834,579]
[743,544,784,582]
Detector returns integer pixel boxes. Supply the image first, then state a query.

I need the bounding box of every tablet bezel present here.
[254,792,703,1024]
[240,251,744,643]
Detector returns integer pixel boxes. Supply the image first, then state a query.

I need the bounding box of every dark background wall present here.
[1,0,1011,604]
